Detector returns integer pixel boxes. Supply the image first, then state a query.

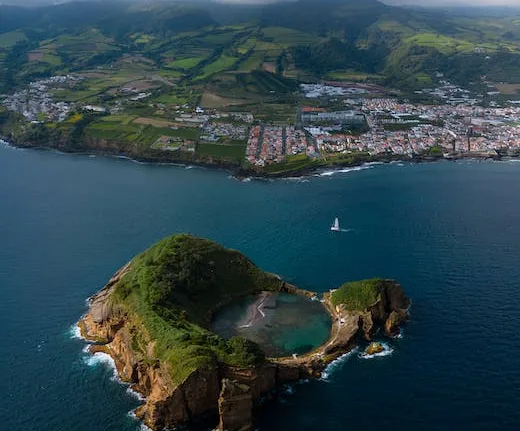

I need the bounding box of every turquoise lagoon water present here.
[211,292,332,357]
[1,144,520,430]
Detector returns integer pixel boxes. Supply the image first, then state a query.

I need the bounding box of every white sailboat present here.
[331,217,340,232]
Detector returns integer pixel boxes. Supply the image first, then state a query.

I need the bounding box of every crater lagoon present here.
[211,291,332,357]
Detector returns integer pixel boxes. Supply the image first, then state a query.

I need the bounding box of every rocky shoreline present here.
[2,135,516,180]
[78,262,409,431]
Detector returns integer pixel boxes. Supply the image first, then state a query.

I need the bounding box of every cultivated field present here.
[495,83,520,95]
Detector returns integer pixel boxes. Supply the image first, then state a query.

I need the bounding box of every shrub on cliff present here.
[227,336,266,366]
[331,278,385,310]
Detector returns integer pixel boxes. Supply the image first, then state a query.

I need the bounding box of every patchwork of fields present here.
[4,0,520,172]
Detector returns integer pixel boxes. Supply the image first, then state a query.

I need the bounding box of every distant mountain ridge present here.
[1,0,520,92]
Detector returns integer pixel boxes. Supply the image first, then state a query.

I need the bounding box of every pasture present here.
[0,31,27,48]
[197,143,246,161]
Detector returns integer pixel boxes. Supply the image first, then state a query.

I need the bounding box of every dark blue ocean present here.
[2,144,520,430]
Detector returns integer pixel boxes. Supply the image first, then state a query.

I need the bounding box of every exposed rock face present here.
[80,283,296,431]
[385,310,403,336]
[82,290,221,430]
[333,280,410,340]
[133,366,221,430]
[218,379,253,431]
[80,267,409,431]
[365,342,384,355]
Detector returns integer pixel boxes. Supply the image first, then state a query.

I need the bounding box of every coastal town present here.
[246,125,317,166]
[2,75,81,123]
[3,75,520,170]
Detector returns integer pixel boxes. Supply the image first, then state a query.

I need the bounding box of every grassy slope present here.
[109,234,283,384]
[331,278,385,311]
[197,143,246,161]
[4,2,520,120]
[0,31,26,48]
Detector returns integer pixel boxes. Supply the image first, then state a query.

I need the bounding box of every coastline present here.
[77,259,409,430]
[2,136,516,180]
[76,285,356,413]
[0,135,511,177]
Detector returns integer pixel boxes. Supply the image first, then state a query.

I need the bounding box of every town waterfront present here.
[2,144,520,430]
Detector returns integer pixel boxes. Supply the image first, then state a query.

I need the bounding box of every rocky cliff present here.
[80,288,307,430]
[329,278,410,341]
[78,236,410,431]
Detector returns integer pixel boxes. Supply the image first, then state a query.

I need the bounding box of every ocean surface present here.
[1,144,520,430]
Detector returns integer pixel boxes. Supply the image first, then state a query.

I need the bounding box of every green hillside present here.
[1,0,520,93]
[109,234,283,384]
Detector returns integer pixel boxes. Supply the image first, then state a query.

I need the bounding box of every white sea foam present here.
[358,342,394,360]
[230,175,252,183]
[130,159,149,165]
[83,346,147,401]
[317,165,372,177]
[112,155,148,165]
[69,323,85,340]
[281,176,309,182]
[0,139,25,151]
[393,328,404,339]
[84,351,117,369]
[283,384,295,395]
[83,350,122,382]
[127,386,146,401]
[320,347,358,381]
[128,410,153,431]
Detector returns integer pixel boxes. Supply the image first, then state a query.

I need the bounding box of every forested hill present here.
[2,0,520,93]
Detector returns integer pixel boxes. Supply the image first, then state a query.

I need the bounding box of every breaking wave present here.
[320,347,358,381]
[68,323,85,340]
[81,344,146,401]
[83,350,117,370]
[316,165,373,177]
[128,410,153,431]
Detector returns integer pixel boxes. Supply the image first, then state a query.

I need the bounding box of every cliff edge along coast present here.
[78,234,410,431]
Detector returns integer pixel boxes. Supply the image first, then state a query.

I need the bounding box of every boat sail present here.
[331,217,340,231]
